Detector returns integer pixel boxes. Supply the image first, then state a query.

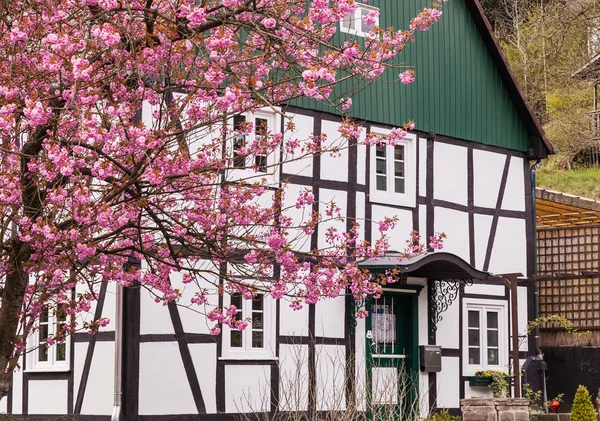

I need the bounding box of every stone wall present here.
[462,398,530,421]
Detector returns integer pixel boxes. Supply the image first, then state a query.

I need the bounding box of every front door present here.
[366,291,418,421]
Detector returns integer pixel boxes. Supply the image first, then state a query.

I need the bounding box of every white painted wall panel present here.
[473,150,506,209]
[315,295,345,338]
[418,285,429,347]
[28,380,68,414]
[371,205,413,253]
[281,113,314,178]
[434,207,470,262]
[517,285,529,352]
[473,214,493,271]
[464,380,493,399]
[101,282,116,331]
[279,298,309,336]
[435,298,460,349]
[73,342,88,405]
[279,344,309,411]
[11,358,22,414]
[419,205,426,241]
[488,217,527,275]
[225,365,271,413]
[419,137,427,198]
[434,142,467,206]
[356,192,366,242]
[502,157,526,212]
[0,390,6,413]
[139,342,197,415]
[317,188,347,250]
[355,313,367,411]
[282,183,314,253]
[81,341,115,415]
[357,132,367,185]
[316,345,346,411]
[465,284,505,296]
[437,357,460,408]
[320,120,348,182]
[189,343,217,413]
[139,288,174,335]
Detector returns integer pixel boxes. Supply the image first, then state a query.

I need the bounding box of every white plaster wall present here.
[516,285,529,352]
[189,343,217,413]
[0,391,6,413]
[279,299,309,336]
[419,137,427,197]
[437,357,460,408]
[320,120,348,182]
[435,298,460,349]
[317,188,347,250]
[355,314,367,411]
[28,379,68,414]
[11,357,23,414]
[279,344,309,411]
[419,205,427,240]
[315,295,345,338]
[139,342,197,415]
[170,269,220,335]
[502,157,526,212]
[371,205,413,252]
[225,364,271,413]
[316,345,346,411]
[464,381,493,399]
[473,150,506,209]
[465,284,505,296]
[434,207,470,262]
[356,191,366,241]
[101,281,117,330]
[473,214,493,271]
[139,288,175,335]
[282,183,314,253]
[434,142,467,206]
[281,113,314,178]
[488,217,527,275]
[357,136,367,185]
[81,341,115,415]
[73,342,88,403]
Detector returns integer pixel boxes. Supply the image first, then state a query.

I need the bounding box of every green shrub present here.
[571,385,596,421]
[426,409,461,421]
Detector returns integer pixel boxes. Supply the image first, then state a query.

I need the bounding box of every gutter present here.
[111,283,123,421]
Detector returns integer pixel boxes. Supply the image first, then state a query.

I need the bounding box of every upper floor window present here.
[27,307,70,372]
[463,301,507,374]
[369,129,416,207]
[340,4,379,37]
[221,292,275,360]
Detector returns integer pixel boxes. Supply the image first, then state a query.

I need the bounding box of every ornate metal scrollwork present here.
[349,296,365,335]
[428,278,473,338]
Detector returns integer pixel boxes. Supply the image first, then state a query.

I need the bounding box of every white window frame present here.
[462,299,508,376]
[220,290,276,360]
[368,128,416,207]
[340,3,379,37]
[227,110,281,185]
[26,307,70,372]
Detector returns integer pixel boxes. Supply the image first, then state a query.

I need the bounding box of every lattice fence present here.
[537,226,600,329]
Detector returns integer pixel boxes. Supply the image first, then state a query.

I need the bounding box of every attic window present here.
[340,4,379,37]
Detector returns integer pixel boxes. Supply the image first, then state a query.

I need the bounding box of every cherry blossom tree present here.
[0,0,446,398]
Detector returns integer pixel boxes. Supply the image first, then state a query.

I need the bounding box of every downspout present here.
[111,283,123,421]
[531,159,542,348]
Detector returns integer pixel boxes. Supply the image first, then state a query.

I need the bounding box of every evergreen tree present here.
[571,385,597,421]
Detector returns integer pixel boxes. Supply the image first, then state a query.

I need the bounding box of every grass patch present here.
[536,164,600,201]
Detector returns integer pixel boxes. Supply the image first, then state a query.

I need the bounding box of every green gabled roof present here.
[294,0,552,158]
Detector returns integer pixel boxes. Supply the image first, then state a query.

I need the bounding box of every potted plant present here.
[469,370,511,398]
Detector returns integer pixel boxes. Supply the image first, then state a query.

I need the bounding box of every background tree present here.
[0,0,446,400]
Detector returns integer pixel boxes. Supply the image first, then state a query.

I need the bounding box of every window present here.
[27,307,70,372]
[221,292,276,359]
[340,4,379,37]
[369,129,416,207]
[229,112,276,174]
[463,301,507,374]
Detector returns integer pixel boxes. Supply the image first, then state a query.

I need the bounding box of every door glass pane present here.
[468,310,479,327]
[468,347,480,365]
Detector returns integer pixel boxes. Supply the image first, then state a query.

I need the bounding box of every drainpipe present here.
[111,282,123,421]
[531,159,542,352]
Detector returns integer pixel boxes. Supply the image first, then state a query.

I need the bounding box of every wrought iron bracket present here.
[349,296,365,335]
[428,278,473,339]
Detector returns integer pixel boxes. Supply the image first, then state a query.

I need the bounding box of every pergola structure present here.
[536,188,600,228]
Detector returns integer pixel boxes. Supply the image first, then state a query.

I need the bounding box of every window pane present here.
[234,115,246,129]
[487,348,498,365]
[468,329,480,346]
[252,312,263,329]
[57,343,66,361]
[39,345,48,362]
[231,294,242,310]
[376,175,386,191]
[233,136,245,168]
[255,155,267,172]
[375,145,385,158]
[230,330,242,348]
[394,145,404,161]
[252,331,263,348]
[361,7,375,33]
[468,310,479,328]
[342,11,355,30]
[394,178,405,194]
[252,295,263,311]
[40,308,49,323]
[468,348,480,365]
[487,330,498,347]
[255,118,268,136]
[376,158,386,175]
[394,161,404,177]
[487,312,498,329]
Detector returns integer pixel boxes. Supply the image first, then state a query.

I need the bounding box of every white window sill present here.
[24,367,70,373]
[219,356,278,361]
[369,191,416,208]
